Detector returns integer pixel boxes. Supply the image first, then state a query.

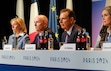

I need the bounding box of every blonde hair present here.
[10,17,27,33]
[102,6,111,16]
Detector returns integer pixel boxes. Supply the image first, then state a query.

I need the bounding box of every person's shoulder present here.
[46,28,53,33]
[24,33,29,37]
[29,32,38,37]
[29,32,38,43]
[9,34,14,38]
[62,31,66,34]
[74,24,82,30]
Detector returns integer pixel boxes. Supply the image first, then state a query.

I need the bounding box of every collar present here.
[19,32,25,36]
[13,32,25,37]
[66,25,74,35]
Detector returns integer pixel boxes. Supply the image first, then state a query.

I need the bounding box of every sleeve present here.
[8,35,13,44]
[25,35,30,44]
[19,34,30,49]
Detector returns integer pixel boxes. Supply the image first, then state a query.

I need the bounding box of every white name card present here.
[59,43,76,51]
[25,44,36,50]
[102,42,111,51]
[3,44,12,50]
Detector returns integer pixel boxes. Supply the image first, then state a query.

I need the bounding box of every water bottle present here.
[85,32,91,50]
[48,34,54,50]
[76,29,81,50]
[81,28,87,50]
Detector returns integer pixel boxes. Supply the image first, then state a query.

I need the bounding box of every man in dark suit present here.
[31,15,59,50]
[59,8,82,43]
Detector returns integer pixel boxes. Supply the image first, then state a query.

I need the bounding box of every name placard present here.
[25,44,36,50]
[3,44,12,50]
[102,42,111,51]
[59,43,76,51]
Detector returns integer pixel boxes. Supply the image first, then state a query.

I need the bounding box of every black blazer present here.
[32,27,60,50]
[61,24,82,43]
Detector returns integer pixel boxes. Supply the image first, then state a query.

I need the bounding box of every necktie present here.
[37,36,40,47]
[65,33,69,43]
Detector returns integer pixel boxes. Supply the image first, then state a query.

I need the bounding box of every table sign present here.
[102,42,111,51]
[59,43,76,51]
[25,44,36,50]
[3,44,12,50]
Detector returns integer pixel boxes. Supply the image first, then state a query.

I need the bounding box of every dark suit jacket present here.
[61,24,82,43]
[32,27,60,50]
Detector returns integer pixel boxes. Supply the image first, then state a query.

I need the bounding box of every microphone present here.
[2,36,7,48]
[82,28,86,34]
[44,31,48,36]
[39,31,44,43]
[43,31,48,49]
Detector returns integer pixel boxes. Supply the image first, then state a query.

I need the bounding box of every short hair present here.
[60,8,76,20]
[10,17,27,33]
[39,15,48,24]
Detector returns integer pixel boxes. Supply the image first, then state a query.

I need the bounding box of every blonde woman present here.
[8,17,30,49]
[97,6,111,48]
